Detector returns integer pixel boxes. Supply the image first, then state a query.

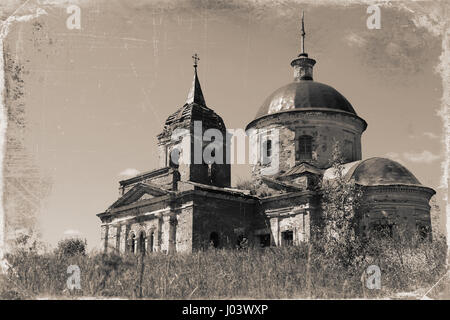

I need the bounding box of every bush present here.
[55,238,86,257]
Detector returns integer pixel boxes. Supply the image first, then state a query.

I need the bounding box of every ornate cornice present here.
[245,108,367,132]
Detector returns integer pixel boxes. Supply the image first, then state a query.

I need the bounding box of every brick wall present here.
[192,192,262,249]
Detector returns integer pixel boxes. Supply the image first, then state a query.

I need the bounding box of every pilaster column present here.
[169,216,178,253]
[304,210,311,242]
[154,212,162,252]
[115,225,121,252]
[119,225,127,253]
[101,224,109,253]
[163,213,177,254]
[107,226,118,252]
[269,217,279,246]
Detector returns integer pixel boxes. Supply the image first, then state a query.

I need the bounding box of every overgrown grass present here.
[1,236,447,300]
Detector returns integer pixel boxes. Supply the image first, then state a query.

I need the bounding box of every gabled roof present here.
[261,176,303,192]
[107,182,172,211]
[280,162,324,178]
[119,167,170,187]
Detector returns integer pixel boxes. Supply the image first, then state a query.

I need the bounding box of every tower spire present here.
[186,53,206,106]
[291,11,316,81]
[301,11,306,55]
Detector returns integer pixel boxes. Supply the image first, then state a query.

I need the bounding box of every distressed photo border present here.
[0,0,448,291]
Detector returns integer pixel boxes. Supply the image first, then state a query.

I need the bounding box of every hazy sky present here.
[2,0,446,249]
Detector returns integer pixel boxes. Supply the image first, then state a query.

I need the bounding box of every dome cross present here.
[192,53,200,69]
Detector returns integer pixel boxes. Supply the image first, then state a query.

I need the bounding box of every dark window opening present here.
[149,232,154,252]
[261,138,272,165]
[281,231,294,246]
[236,234,248,249]
[417,225,430,241]
[138,232,146,256]
[297,135,312,160]
[209,232,219,248]
[207,163,218,185]
[129,234,136,253]
[258,234,271,248]
[265,140,272,157]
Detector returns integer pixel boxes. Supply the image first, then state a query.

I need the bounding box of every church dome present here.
[344,157,423,186]
[255,80,356,119]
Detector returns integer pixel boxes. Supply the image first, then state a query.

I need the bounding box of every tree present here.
[319,142,364,265]
[55,238,86,257]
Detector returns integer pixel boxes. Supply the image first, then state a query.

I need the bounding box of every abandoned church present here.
[97,19,435,255]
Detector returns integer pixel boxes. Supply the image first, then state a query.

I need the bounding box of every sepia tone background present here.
[0,0,447,250]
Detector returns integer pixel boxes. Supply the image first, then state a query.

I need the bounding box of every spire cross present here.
[192,53,200,69]
[301,11,306,54]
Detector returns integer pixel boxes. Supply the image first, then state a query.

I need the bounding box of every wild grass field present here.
[0,234,447,300]
[1,155,447,300]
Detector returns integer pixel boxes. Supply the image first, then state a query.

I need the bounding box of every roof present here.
[182,181,257,198]
[186,68,206,106]
[324,157,427,187]
[162,103,225,131]
[159,67,225,137]
[280,162,324,177]
[255,80,356,120]
[345,157,423,186]
[119,167,170,186]
[107,182,172,211]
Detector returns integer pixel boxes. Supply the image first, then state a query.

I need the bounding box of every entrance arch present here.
[209,232,219,248]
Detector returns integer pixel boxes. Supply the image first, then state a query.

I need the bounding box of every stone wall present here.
[262,192,318,246]
[359,185,434,239]
[156,110,231,188]
[99,192,195,254]
[248,111,366,176]
[175,206,193,252]
[192,191,262,249]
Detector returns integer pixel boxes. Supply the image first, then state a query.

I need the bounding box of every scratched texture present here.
[2,19,52,251]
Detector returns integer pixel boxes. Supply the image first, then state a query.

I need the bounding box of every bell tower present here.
[157,54,231,187]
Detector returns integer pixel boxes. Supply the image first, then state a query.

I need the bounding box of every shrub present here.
[55,238,86,257]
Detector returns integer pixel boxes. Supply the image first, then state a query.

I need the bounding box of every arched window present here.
[262,139,272,165]
[169,147,180,168]
[296,135,312,160]
[149,232,154,253]
[129,233,136,254]
[138,232,146,255]
[209,232,219,248]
